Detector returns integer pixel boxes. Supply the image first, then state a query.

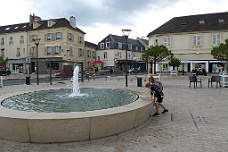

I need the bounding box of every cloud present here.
[25,0,182,27]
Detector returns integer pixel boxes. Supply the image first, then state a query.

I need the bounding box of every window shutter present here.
[30,35,33,43]
[30,47,32,55]
[212,35,216,46]
[72,34,74,42]
[59,46,61,55]
[51,47,54,55]
[60,32,62,40]
[52,33,56,41]
[44,47,47,56]
[44,34,47,41]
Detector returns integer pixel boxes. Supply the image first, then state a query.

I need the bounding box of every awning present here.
[93,60,104,65]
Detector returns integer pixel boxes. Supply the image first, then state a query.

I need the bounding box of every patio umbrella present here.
[93,60,104,65]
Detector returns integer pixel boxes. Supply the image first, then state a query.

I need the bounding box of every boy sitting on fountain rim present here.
[145,82,168,116]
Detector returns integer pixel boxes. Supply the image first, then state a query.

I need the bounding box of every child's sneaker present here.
[162,109,169,114]
[152,113,160,117]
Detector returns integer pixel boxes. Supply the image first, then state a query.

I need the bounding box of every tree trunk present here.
[153,60,156,74]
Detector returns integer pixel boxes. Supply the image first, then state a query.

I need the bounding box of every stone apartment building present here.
[0,14,96,74]
[147,12,228,73]
[96,34,147,72]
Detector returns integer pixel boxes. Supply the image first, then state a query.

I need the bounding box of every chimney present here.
[69,16,76,28]
[29,14,34,26]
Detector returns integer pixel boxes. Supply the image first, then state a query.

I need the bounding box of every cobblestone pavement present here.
[0,75,228,152]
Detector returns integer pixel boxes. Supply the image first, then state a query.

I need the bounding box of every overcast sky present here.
[0,0,228,43]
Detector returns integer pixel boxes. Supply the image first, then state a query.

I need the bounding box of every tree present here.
[211,39,228,72]
[168,54,181,70]
[142,45,172,74]
[0,56,8,68]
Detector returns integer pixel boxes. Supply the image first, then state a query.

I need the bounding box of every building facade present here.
[0,14,96,74]
[96,34,147,72]
[147,12,228,73]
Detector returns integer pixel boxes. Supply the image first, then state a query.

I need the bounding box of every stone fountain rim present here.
[0,87,150,120]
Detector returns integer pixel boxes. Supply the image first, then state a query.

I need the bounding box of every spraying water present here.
[69,66,83,97]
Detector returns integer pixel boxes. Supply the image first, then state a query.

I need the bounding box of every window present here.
[30,35,38,42]
[17,48,20,57]
[56,32,62,40]
[47,47,53,56]
[104,52,107,59]
[5,27,10,30]
[212,34,221,46]
[1,38,4,45]
[69,46,73,56]
[14,26,18,29]
[98,56,100,60]
[181,22,187,26]
[100,43,104,49]
[48,20,52,27]
[68,33,74,42]
[9,37,13,44]
[106,42,110,49]
[135,46,138,51]
[55,46,61,55]
[128,44,132,50]
[78,36,83,44]
[30,47,37,57]
[20,36,24,44]
[218,19,224,23]
[47,33,52,41]
[92,51,96,59]
[78,48,83,57]
[193,35,200,46]
[164,36,171,47]
[118,43,122,49]
[87,50,91,58]
[199,20,205,24]
[46,62,60,70]
[141,47,144,52]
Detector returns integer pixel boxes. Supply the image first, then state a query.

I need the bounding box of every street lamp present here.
[33,38,40,85]
[122,29,131,87]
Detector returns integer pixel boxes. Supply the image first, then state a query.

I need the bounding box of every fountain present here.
[0,66,151,143]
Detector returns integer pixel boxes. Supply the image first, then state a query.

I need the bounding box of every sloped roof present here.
[85,41,97,48]
[147,12,228,37]
[0,18,85,35]
[27,18,86,34]
[0,22,29,34]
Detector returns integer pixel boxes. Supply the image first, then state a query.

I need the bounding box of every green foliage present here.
[142,45,172,73]
[142,45,172,63]
[168,55,181,68]
[211,39,228,61]
[0,56,8,68]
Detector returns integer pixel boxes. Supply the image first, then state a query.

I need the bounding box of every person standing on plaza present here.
[145,82,168,116]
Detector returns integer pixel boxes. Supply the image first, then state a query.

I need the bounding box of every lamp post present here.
[122,29,131,87]
[33,38,40,85]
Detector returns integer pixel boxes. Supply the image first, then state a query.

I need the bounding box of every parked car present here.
[55,71,73,77]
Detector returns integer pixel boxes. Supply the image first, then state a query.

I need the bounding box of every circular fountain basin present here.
[0,88,151,143]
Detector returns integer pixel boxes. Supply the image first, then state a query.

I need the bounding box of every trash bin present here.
[137,77,142,87]
[26,76,30,85]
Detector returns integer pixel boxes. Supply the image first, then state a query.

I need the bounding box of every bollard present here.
[106,76,110,81]
[0,76,3,88]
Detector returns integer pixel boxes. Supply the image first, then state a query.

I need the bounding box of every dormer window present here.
[199,20,205,24]
[128,44,132,50]
[218,19,224,23]
[106,42,110,49]
[180,22,187,26]
[5,27,10,30]
[14,26,19,29]
[48,20,52,27]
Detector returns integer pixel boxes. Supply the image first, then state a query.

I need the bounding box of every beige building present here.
[0,14,96,74]
[147,12,228,73]
[0,23,28,73]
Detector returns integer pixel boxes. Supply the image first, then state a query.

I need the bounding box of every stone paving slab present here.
[0,75,228,152]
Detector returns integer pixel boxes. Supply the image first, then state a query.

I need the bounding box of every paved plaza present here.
[0,75,228,152]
